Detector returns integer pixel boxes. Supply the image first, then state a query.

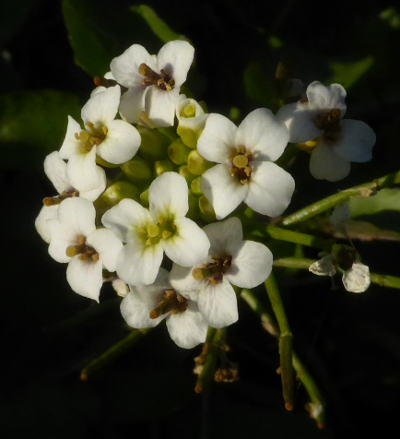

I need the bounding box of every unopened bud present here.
[99,181,140,207]
[154,159,175,176]
[168,139,191,165]
[190,176,202,195]
[187,150,212,176]
[121,157,153,183]
[198,195,216,222]
[137,126,169,160]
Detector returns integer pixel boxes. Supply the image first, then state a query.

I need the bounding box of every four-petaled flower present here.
[102,172,210,286]
[111,40,194,127]
[169,217,273,328]
[35,151,106,243]
[277,81,376,181]
[48,197,123,301]
[121,268,208,349]
[59,85,141,192]
[197,108,295,219]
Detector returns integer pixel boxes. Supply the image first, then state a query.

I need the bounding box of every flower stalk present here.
[264,272,294,411]
[280,169,400,226]
[80,329,150,381]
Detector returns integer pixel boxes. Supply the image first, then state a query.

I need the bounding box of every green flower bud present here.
[120,157,153,184]
[140,188,149,207]
[137,126,169,161]
[188,192,200,219]
[198,195,216,222]
[154,159,176,176]
[168,139,191,165]
[178,164,195,182]
[95,180,139,217]
[190,176,202,195]
[177,125,199,149]
[187,150,212,176]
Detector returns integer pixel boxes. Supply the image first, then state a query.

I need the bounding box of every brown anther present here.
[193,256,232,285]
[42,196,58,206]
[139,63,175,91]
[149,289,188,319]
[214,367,239,383]
[313,108,342,142]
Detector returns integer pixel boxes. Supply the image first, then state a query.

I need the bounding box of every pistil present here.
[230,146,253,184]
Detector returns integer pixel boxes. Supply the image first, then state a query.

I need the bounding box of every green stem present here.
[274,257,400,290]
[195,328,226,394]
[264,272,294,410]
[264,225,333,251]
[80,329,150,380]
[240,289,325,427]
[280,169,400,226]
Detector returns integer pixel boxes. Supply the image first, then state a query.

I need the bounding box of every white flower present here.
[35,151,106,243]
[309,255,336,277]
[170,217,273,328]
[110,40,195,127]
[121,268,208,349]
[342,262,370,293]
[197,108,294,219]
[48,198,123,301]
[277,81,376,182]
[102,172,210,286]
[59,85,141,192]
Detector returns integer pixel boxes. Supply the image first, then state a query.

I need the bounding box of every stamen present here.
[149,289,188,318]
[230,146,253,184]
[138,63,175,91]
[192,256,232,285]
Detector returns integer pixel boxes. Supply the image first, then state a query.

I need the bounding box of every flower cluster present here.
[35,39,375,348]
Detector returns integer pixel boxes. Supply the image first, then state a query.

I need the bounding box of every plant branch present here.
[280,169,400,226]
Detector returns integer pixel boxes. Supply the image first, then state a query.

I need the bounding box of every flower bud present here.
[154,159,176,176]
[121,157,153,184]
[99,181,139,207]
[178,164,195,183]
[190,176,202,195]
[168,139,191,165]
[137,126,169,161]
[176,95,207,148]
[187,150,212,175]
[198,195,216,222]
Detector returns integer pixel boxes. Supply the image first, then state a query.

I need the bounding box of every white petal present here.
[197,113,236,164]
[66,256,103,302]
[57,197,96,236]
[169,264,204,300]
[145,87,179,127]
[245,161,295,217]
[48,220,77,263]
[163,217,210,266]
[166,302,208,349]
[198,280,238,328]
[35,205,59,243]
[203,217,243,258]
[86,228,123,272]
[342,262,370,293]
[116,241,163,285]
[307,81,347,114]
[157,40,194,87]
[309,142,350,182]
[102,199,152,242]
[110,44,156,88]
[112,278,129,298]
[79,166,106,201]
[120,290,163,328]
[309,255,336,277]
[59,116,82,159]
[201,164,248,219]
[81,85,120,125]
[96,119,141,164]
[149,172,188,219]
[119,86,148,124]
[276,102,322,143]
[235,108,289,161]
[333,119,375,163]
[66,147,99,193]
[226,240,273,288]
[44,151,71,194]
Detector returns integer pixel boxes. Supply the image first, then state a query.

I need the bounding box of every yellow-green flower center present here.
[229,146,253,185]
[180,103,196,118]
[137,215,177,247]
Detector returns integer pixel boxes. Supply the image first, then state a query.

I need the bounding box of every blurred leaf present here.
[243,61,277,107]
[0,0,40,48]
[0,89,80,168]
[349,189,400,217]
[380,7,400,30]
[329,56,374,89]
[131,4,186,42]
[62,0,161,77]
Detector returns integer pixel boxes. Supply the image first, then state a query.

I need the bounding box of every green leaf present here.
[349,188,400,217]
[131,4,186,43]
[0,89,80,168]
[329,56,374,89]
[243,61,276,105]
[62,0,161,77]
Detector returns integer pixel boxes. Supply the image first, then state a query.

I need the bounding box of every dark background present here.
[1,0,400,438]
